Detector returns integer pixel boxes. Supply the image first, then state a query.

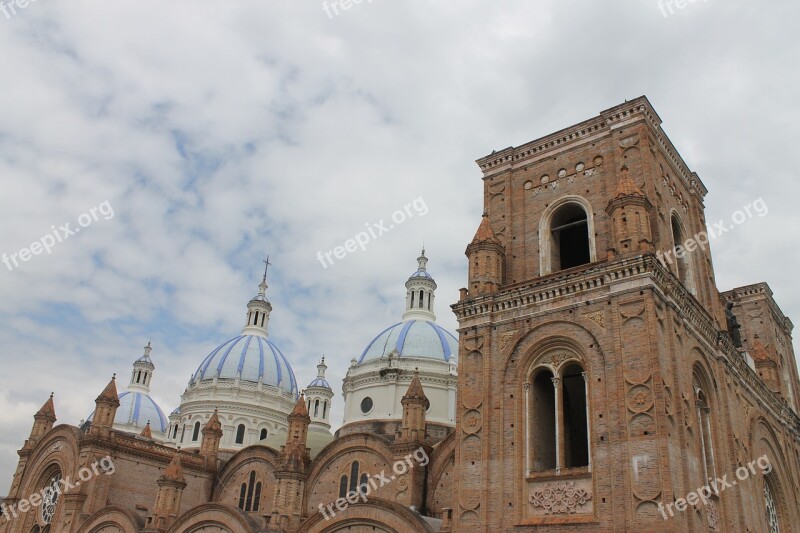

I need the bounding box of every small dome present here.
[191,334,298,397]
[88,391,168,433]
[307,377,331,389]
[409,268,433,280]
[359,320,458,364]
[170,406,180,415]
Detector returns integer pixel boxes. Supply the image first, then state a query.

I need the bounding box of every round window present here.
[360,397,373,414]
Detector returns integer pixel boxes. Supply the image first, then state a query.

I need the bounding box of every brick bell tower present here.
[451,97,800,532]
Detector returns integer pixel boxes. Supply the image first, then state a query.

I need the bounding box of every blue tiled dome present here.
[307,377,331,389]
[88,391,168,433]
[191,334,298,397]
[358,320,458,363]
[409,268,433,280]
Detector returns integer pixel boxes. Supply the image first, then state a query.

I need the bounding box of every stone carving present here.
[462,409,482,435]
[529,481,592,514]
[584,311,604,328]
[499,330,517,351]
[707,497,720,530]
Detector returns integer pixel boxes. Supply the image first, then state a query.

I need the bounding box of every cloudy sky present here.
[0,0,798,491]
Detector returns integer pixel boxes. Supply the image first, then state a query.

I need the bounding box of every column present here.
[552,376,562,474]
[524,383,530,476]
[582,372,592,472]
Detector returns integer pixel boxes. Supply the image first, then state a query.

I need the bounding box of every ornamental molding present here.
[529,481,592,514]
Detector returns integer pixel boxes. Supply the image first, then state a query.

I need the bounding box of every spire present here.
[242,259,274,337]
[140,420,152,439]
[614,165,644,198]
[35,393,56,421]
[162,452,185,482]
[470,211,501,245]
[204,410,222,433]
[200,410,223,462]
[28,392,57,443]
[96,374,120,405]
[403,249,438,322]
[403,369,429,407]
[290,392,309,418]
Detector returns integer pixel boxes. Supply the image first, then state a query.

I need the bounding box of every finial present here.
[50,392,54,399]
[112,373,116,380]
[262,255,272,282]
[421,239,425,257]
[144,341,152,357]
[482,208,488,217]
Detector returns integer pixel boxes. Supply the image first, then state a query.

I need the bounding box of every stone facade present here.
[2,96,800,532]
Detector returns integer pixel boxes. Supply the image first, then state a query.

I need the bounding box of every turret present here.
[242,259,273,337]
[29,393,56,442]
[403,248,437,321]
[200,410,223,464]
[129,341,155,393]
[89,375,120,438]
[305,357,334,429]
[144,452,187,532]
[605,165,654,257]
[465,212,505,296]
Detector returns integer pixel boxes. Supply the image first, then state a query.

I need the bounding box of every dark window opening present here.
[253,482,262,512]
[238,483,246,510]
[244,471,256,511]
[235,424,245,444]
[314,399,319,417]
[323,401,328,418]
[531,370,556,472]
[338,475,348,498]
[192,421,200,441]
[418,290,424,308]
[550,204,590,271]
[562,364,589,468]
[349,462,360,493]
[260,428,267,440]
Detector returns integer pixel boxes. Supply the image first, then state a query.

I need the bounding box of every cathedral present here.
[2,96,800,532]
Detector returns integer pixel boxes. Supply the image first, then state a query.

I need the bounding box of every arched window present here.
[349,461,360,493]
[244,471,256,511]
[338,475,348,498]
[238,483,246,510]
[562,364,589,468]
[411,291,415,308]
[259,428,268,440]
[527,359,591,474]
[531,369,556,472]
[693,372,717,484]
[40,471,61,525]
[253,482,262,512]
[314,399,320,417]
[418,290,424,308]
[764,476,781,533]
[180,425,186,443]
[322,401,328,419]
[136,370,142,383]
[235,424,246,445]
[192,421,200,441]
[550,203,590,271]
[670,215,695,292]
[172,424,178,439]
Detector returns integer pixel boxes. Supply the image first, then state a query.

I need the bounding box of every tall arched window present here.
[322,401,328,419]
[670,214,695,293]
[235,424,246,445]
[192,421,200,441]
[693,374,716,484]
[764,476,781,533]
[314,399,320,417]
[418,290,424,308]
[172,424,178,439]
[259,428,268,440]
[40,470,61,525]
[562,364,589,468]
[550,204,590,271]
[531,369,556,472]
